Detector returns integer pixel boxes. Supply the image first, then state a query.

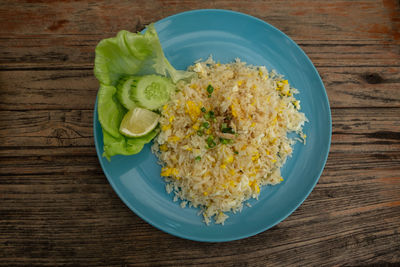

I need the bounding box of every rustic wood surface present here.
[1,0,400,266]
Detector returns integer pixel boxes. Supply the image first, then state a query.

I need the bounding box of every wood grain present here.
[1,68,399,111]
[0,108,398,153]
[0,0,400,266]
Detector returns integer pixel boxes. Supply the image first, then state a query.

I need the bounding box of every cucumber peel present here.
[116,76,139,110]
[116,74,175,110]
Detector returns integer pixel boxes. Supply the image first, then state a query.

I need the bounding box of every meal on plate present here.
[94,24,307,225]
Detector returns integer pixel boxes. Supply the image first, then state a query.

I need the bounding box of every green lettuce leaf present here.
[94,24,193,85]
[97,84,126,138]
[94,24,192,160]
[102,128,159,160]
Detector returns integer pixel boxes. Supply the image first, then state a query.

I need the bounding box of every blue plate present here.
[93,9,331,242]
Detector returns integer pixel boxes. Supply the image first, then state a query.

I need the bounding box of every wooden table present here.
[1,0,399,266]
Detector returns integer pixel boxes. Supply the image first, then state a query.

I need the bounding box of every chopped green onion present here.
[206,135,216,148]
[204,110,215,120]
[221,121,235,133]
[220,138,233,144]
[221,139,229,145]
[202,122,210,129]
[197,130,203,136]
[234,150,239,154]
[207,85,214,94]
[201,107,206,113]
[207,141,216,148]
[195,156,201,161]
[221,126,235,134]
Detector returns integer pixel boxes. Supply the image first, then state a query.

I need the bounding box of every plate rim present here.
[93,8,332,242]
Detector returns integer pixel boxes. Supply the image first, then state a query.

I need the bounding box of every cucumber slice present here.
[116,76,139,110]
[131,74,175,110]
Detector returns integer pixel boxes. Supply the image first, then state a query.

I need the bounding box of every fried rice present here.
[152,57,307,224]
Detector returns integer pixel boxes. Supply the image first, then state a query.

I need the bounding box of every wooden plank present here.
[331,108,400,153]
[0,146,95,157]
[0,148,399,177]
[0,70,98,110]
[0,0,398,42]
[0,110,94,147]
[0,155,399,266]
[0,35,97,70]
[0,219,398,266]
[0,68,399,111]
[1,150,399,183]
[1,108,398,153]
[320,66,400,108]
[1,36,399,70]
[0,155,101,176]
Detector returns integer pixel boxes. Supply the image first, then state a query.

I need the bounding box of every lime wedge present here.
[119,107,160,137]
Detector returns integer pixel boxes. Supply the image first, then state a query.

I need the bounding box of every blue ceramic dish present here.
[93,9,331,242]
